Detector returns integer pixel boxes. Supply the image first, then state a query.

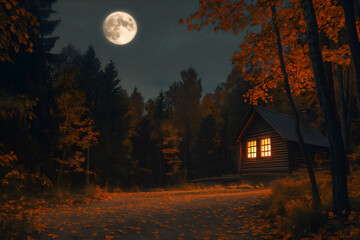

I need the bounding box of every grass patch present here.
[262,167,360,239]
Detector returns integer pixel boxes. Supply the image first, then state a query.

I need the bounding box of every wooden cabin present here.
[229,106,328,175]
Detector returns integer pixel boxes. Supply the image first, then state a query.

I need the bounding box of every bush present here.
[263,170,330,238]
[263,167,360,239]
[278,198,324,237]
[0,199,44,240]
[264,177,311,216]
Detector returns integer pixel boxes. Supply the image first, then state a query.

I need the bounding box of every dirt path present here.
[33,188,273,240]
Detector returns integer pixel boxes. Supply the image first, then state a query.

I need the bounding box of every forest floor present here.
[31,188,276,240]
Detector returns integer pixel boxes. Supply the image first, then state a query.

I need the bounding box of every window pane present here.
[247,140,257,158]
[260,137,271,157]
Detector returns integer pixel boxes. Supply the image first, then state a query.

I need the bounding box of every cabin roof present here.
[232,106,329,148]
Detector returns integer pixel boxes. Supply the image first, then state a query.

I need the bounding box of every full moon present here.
[103,11,137,45]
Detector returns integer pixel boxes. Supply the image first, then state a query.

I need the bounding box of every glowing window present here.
[247,140,257,158]
[261,138,271,157]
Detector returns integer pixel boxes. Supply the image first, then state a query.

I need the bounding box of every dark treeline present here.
[0,0,253,193]
[1,36,252,191]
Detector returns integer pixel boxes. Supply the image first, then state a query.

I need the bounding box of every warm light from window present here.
[261,138,271,157]
[247,140,257,158]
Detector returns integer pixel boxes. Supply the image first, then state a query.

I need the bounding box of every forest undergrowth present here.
[262,158,360,240]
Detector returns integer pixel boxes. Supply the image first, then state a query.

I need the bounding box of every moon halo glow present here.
[103,11,137,45]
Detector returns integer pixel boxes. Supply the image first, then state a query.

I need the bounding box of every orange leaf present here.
[5,2,12,10]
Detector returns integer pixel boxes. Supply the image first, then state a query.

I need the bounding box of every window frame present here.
[247,140,257,159]
[260,137,272,157]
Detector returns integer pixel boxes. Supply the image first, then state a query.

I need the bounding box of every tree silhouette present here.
[167,68,202,180]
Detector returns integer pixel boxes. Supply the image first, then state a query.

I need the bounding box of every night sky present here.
[52,0,244,100]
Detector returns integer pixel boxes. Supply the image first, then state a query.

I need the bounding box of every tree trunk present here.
[319,32,337,109]
[346,68,353,136]
[86,147,90,187]
[183,127,190,182]
[337,65,349,153]
[271,5,320,207]
[159,151,164,186]
[337,65,351,175]
[57,150,66,187]
[301,0,350,217]
[356,0,360,18]
[346,67,353,175]
[341,0,360,118]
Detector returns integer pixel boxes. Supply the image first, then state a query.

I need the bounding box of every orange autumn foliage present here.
[55,70,98,175]
[0,0,39,63]
[264,168,360,239]
[159,120,182,177]
[182,0,359,104]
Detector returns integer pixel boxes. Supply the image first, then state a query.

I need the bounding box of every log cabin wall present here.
[287,142,326,172]
[287,141,305,172]
[239,113,289,173]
